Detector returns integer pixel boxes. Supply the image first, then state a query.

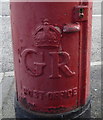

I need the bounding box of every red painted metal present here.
[10,1,92,114]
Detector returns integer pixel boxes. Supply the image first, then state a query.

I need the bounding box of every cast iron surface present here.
[10,2,92,113]
[15,98,91,120]
[10,2,92,115]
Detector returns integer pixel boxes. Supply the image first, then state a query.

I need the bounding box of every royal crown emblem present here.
[21,19,75,78]
[32,20,61,47]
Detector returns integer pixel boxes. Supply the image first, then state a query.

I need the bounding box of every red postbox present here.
[10,1,92,119]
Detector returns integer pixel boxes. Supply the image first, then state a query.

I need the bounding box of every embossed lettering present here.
[49,52,61,78]
[23,87,78,100]
[72,87,78,96]
[21,49,46,76]
[49,52,75,79]
[33,52,46,76]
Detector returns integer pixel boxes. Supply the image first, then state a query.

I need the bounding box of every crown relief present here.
[32,19,62,48]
